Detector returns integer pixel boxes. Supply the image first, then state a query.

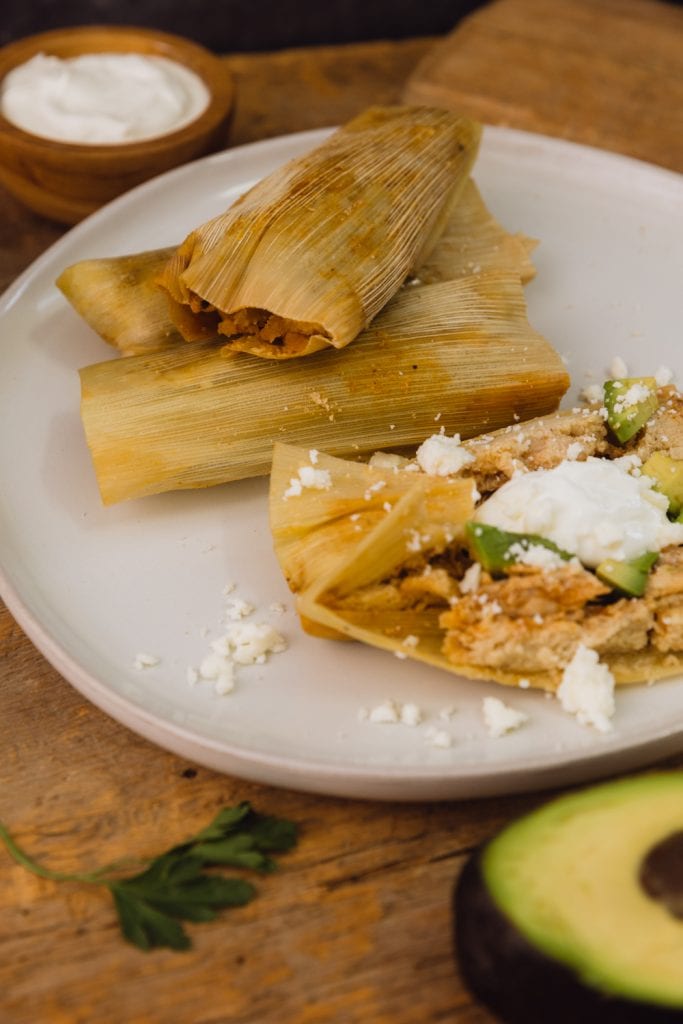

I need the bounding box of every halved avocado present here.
[454,772,683,1023]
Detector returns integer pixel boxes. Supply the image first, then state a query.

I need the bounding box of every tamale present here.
[79,271,569,504]
[156,106,482,358]
[58,177,536,357]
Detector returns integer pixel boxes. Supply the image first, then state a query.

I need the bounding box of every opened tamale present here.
[57,178,535,357]
[287,390,683,695]
[156,106,482,358]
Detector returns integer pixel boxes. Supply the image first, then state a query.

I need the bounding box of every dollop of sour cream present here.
[0,52,210,144]
[474,456,683,566]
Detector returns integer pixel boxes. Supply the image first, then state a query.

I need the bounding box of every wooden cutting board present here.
[404,0,683,173]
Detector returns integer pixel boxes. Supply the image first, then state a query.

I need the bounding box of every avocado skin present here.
[454,847,683,1024]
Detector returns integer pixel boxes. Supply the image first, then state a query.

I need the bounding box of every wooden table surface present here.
[1,2,682,1021]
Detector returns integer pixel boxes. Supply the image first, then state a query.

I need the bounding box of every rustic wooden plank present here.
[404,0,683,171]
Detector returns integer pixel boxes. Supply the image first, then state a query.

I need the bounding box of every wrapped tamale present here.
[79,271,569,503]
[156,106,482,358]
[57,178,536,357]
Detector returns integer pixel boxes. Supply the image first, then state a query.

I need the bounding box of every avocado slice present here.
[604,377,659,444]
[455,772,683,1023]
[596,551,659,597]
[466,521,573,574]
[642,451,683,517]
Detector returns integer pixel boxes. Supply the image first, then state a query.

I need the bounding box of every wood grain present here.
[1,9,682,1023]
[404,0,683,172]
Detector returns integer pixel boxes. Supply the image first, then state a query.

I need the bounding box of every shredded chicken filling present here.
[327,386,683,676]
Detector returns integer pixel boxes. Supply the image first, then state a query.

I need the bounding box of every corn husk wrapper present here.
[156,106,482,358]
[57,178,536,358]
[416,179,537,285]
[79,271,569,504]
[269,443,475,639]
[57,248,180,356]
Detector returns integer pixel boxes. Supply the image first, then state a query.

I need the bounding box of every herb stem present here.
[0,821,113,885]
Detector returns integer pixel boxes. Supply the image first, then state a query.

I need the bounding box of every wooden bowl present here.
[0,25,234,224]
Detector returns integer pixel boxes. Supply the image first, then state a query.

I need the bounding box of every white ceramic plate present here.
[1,127,682,801]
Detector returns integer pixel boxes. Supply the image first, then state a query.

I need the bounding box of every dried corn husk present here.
[418,178,537,285]
[297,482,472,657]
[57,176,536,357]
[157,106,482,358]
[79,271,569,504]
[270,444,475,639]
[269,443,475,595]
[57,248,181,356]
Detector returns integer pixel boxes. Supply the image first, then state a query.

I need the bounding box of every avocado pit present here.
[640,830,683,921]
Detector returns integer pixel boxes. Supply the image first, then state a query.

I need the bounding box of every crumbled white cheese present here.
[133,652,160,669]
[283,465,332,498]
[402,634,419,648]
[506,541,567,570]
[518,678,531,690]
[581,383,603,404]
[225,598,254,621]
[612,381,653,413]
[269,601,287,615]
[308,448,319,464]
[364,479,387,500]
[565,441,583,461]
[222,581,236,595]
[425,727,452,749]
[369,452,408,471]
[459,562,481,594]
[482,696,529,738]
[198,650,235,695]
[368,700,400,724]
[610,355,628,378]
[415,433,475,476]
[405,529,424,553]
[438,705,456,721]
[400,703,423,726]
[474,456,683,566]
[557,644,615,732]
[222,622,287,665]
[364,699,424,726]
[655,365,673,387]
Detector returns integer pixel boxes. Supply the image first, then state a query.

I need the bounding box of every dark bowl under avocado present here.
[454,772,683,1023]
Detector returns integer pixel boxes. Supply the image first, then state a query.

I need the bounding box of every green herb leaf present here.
[0,801,297,953]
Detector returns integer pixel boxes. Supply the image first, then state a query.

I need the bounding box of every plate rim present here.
[2,124,683,800]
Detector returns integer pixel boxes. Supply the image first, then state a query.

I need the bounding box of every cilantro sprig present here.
[0,801,297,951]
